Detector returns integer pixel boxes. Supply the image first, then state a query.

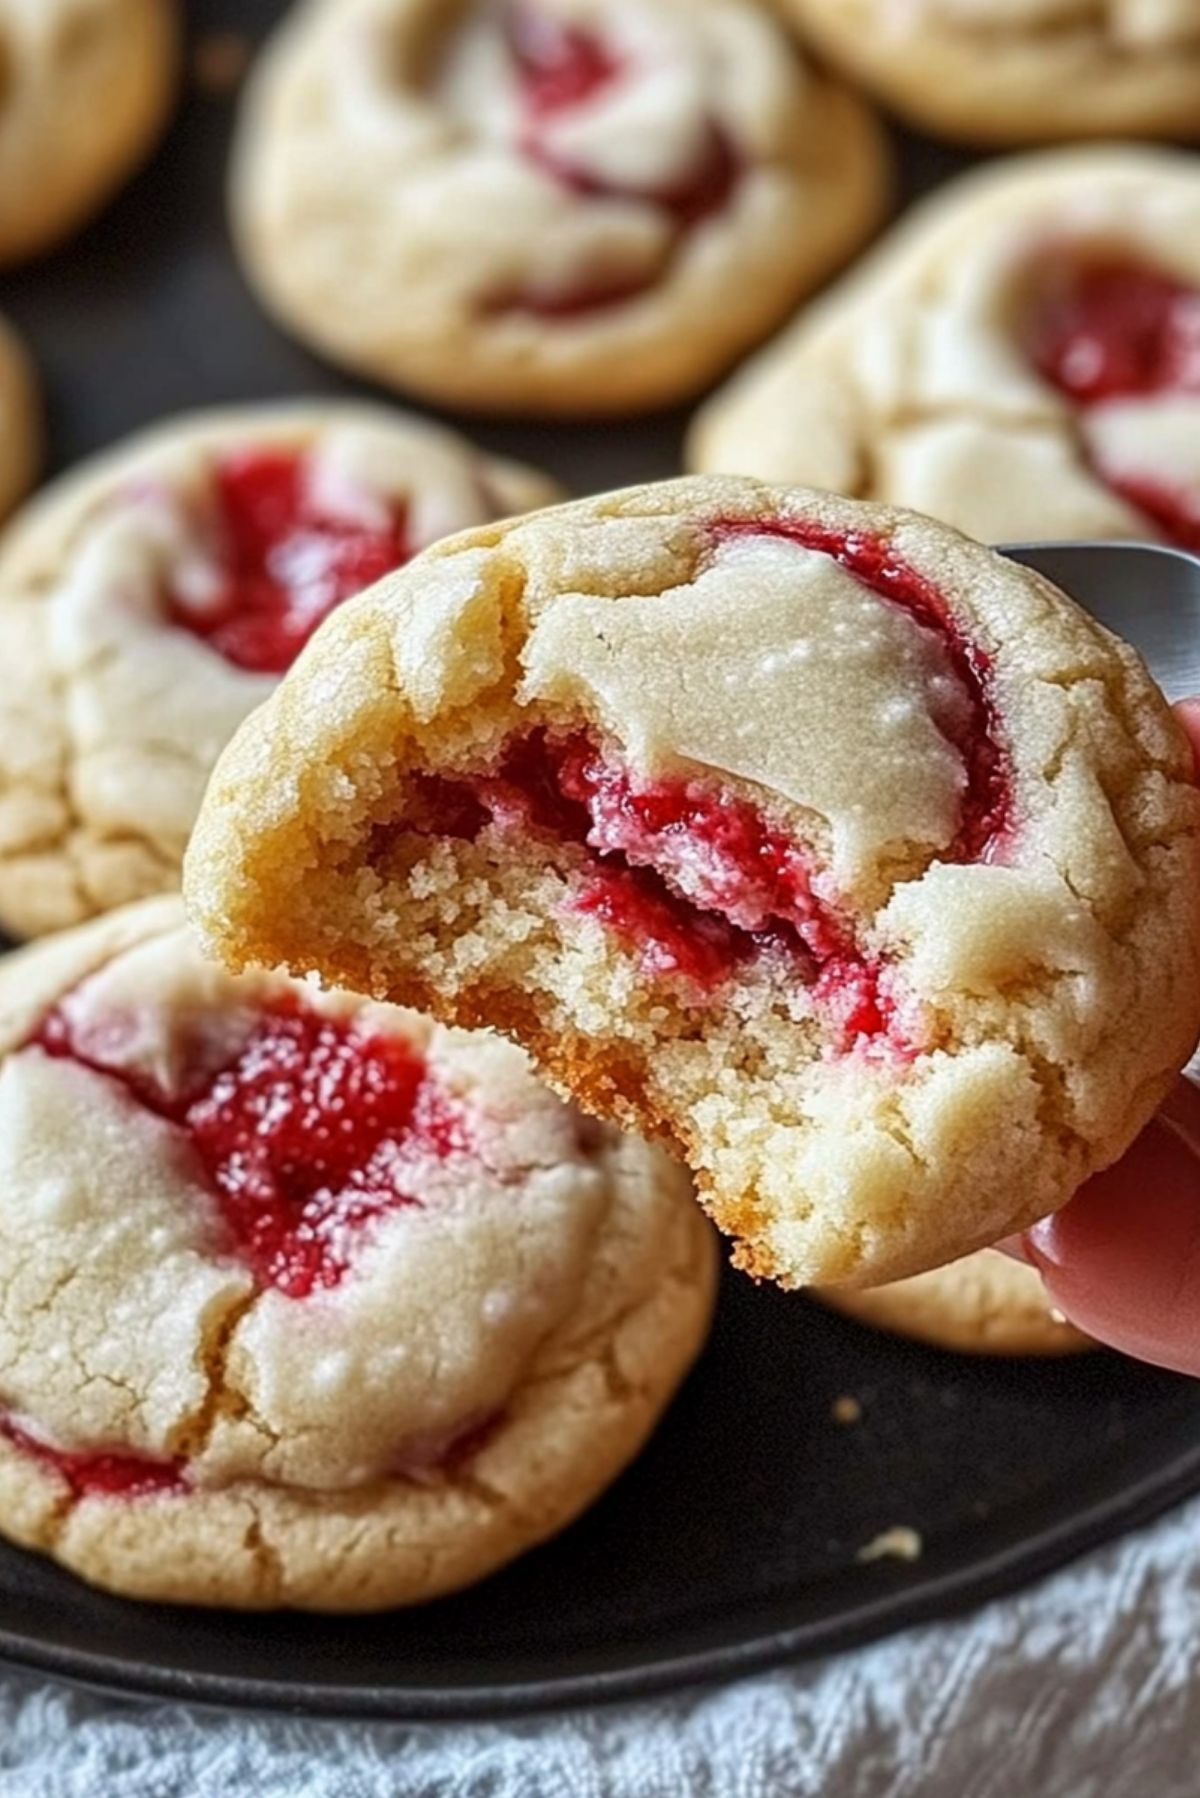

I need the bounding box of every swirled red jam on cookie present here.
[0,403,559,939]
[0,898,714,1608]
[229,0,888,413]
[693,151,1200,551]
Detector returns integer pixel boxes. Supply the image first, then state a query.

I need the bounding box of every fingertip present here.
[1025,1080,1200,1375]
[1173,696,1200,773]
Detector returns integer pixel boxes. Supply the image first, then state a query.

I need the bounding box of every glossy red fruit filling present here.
[1026,258,1200,548]
[403,729,901,1046]
[1,1417,186,1501]
[498,5,740,316]
[168,449,409,675]
[393,526,1008,1049]
[489,267,672,322]
[510,0,739,233]
[1028,260,1200,404]
[1099,473,1200,552]
[34,999,468,1299]
[508,4,620,114]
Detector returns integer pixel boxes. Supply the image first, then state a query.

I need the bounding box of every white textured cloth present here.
[1,1497,1197,1798]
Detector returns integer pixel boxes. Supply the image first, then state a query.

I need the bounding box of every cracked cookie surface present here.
[815,1249,1092,1355]
[774,0,1200,144]
[229,0,888,416]
[0,316,38,523]
[0,896,716,1609]
[184,475,1200,1290]
[692,150,1200,549]
[0,0,178,265]
[0,401,561,940]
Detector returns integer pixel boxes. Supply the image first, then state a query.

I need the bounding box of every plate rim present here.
[1,1432,1197,1723]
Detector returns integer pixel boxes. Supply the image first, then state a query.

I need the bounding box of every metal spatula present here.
[1002,541,1200,702]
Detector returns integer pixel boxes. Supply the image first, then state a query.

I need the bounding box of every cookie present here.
[229,0,889,416]
[0,0,178,265]
[775,0,1200,146]
[183,475,1200,1292]
[692,149,1200,549]
[0,316,39,523]
[816,1249,1092,1356]
[0,896,716,1609]
[0,402,561,940]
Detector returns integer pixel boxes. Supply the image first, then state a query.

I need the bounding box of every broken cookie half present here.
[185,476,1200,1290]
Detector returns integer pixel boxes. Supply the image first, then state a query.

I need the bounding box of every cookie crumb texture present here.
[816,1248,1093,1355]
[692,150,1200,549]
[0,0,179,265]
[0,897,715,1609]
[775,0,1200,145]
[229,0,888,414]
[0,403,559,940]
[184,476,1200,1291]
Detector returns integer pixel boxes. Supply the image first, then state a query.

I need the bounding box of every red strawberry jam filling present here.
[0,1417,187,1501]
[0,1407,498,1503]
[399,527,1009,1050]
[3,1001,484,1499]
[411,731,901,1047]
[167,449,409,675]
[1025,257,1200,548]
[495,5,740,317]
[34,998,468,1300]
[508,5,620,114]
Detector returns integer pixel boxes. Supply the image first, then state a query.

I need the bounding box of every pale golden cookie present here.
[0,0,179,265]
[183,475,1200,1292]
[0,896,716,1610]
[0,315,38,523]
[229,0,889,416]
[816,1249,1092,1356]
[692,149,1200,548]
[0,402,561,940]
[776,0,1200,146]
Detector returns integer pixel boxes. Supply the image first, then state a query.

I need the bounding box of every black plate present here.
[0,0,1197,1724]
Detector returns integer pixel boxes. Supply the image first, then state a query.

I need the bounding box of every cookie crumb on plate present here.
[857,1526,923,1564]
